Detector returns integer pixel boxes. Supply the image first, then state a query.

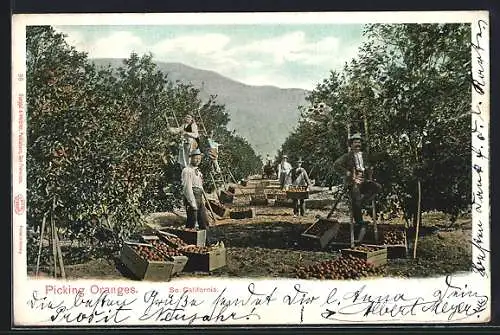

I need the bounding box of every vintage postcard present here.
[11,11,490,327]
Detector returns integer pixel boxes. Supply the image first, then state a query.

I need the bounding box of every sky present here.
[54,24,365,90]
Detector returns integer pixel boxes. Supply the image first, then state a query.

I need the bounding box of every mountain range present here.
[92,59,310,157]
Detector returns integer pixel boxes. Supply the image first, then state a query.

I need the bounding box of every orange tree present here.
[280,23,472,225]
[26,26,261,266]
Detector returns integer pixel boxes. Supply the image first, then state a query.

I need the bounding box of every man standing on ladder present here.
[333,133,382,243]
[277,155,292,190]
[176,114,200,168]
[208,135,221,174]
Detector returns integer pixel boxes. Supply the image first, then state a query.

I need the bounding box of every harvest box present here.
[301,218,340,249]
[229,207,256,219]
[140,235,188,275]
[341,245,387,267]
[119,242,174,281]
[250,194,269,206]
[156,230,188,248]
[372,225,408,259]
[286,190,309,200]
[265,190,286,200]
[276,192,288,201]
[219,190,234,204]
[274,199,294,208]
[206,199,229,218]
[160,227,207,247]
[180,246,227,272]
[384,245,408,259]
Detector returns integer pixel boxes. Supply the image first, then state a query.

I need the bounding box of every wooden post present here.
[363,112,379,242]
[413,179,422,258]
[35,214,47,277]
[349,203,355,248]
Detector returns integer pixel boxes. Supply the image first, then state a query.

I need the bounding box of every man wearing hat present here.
[175,114,200,169]
[277,155,292,190]
[291,158,312,216]
[181,148,209,231]
[333,133,382,243]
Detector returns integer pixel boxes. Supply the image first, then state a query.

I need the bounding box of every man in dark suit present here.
[333,133,382,243]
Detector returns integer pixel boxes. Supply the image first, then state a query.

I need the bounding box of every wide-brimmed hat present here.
[297,157,304,163]
[282,155,288,159]
[349,133,363,141]
[189,148,203,156]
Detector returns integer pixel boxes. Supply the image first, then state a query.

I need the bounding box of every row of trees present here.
[26,26,261,261]
[280,23,472,225]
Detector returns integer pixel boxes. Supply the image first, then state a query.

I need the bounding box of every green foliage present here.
[280,23,472,222]
[26,26,261,265]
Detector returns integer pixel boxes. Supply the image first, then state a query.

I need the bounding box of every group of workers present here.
[173,112,381,245]
[269,132,381,243]
[273,155,312,217]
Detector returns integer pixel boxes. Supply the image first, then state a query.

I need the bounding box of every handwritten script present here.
[470,19,489,278]
[26,278,488,325]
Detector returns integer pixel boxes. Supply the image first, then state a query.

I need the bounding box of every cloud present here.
[153,33,230,55]
[56,28,147,58]
[151,33,240,74]
[56,27,362,90]
[91,31,145,58]
[227,31,308,65]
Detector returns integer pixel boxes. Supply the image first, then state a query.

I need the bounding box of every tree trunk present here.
[412,179,422,258]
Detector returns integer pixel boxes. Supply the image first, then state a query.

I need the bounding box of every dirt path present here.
[29,179,472,281]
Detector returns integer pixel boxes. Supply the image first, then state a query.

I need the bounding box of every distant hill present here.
[92,59,310,157]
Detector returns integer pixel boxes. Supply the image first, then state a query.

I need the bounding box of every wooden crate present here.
[341,245,387,267]
[119,243,174,281]
[384,245,408,259]
[161,227,207,247]
[229,208,256,219]
[250,195,269,206]
[206,199,229,218]
[276,192,288,201]
[304,198,335,209]
[140,235,189,274]
[170,255,189,275]
[274,199,294,208]
[156,230,187,248]
[265,192,277,200]
[219,190,234,204]
[180,247,227,272]
[370,224,408,259]
[286,191,309,200]
[301,218,340,249]
[265,190,286,200]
